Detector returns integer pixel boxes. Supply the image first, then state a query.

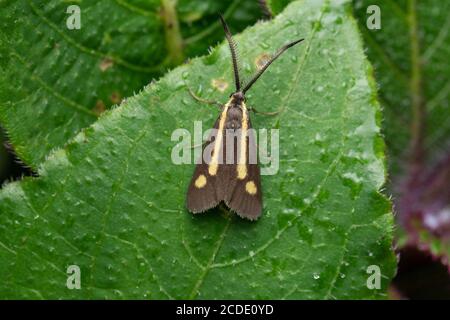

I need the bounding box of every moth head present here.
[231,91,245,104]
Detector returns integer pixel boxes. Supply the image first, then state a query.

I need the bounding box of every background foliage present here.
[353,0,450,290]
[353,0,450,298]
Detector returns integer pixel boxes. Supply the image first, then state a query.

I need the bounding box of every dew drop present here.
[259,42,270,49]
[196,84,203,95]
[174,81,185,90]
[340,172,363,199]
[283,18,294,27]
[243,62,251,72]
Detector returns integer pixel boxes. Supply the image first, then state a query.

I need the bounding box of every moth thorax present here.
[225,107,243,129]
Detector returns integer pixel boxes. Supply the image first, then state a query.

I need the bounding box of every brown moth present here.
[186,15,304,220]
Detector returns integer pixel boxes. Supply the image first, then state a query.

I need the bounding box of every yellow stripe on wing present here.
[237,101,248,180]
[208,100,230,176]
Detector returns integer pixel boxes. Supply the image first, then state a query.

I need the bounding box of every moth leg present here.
[190,136,213,149]
[187,86,222,109]
[190,142,203,150]
[248,106,281,116]
[190,141,210,150]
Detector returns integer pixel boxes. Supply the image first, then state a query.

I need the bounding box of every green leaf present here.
[353,1,450,263]
[353,0,450,174]
[0,0,395,299]
[0,0,260,168]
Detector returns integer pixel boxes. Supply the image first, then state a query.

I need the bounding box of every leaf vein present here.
[27,0,161,74]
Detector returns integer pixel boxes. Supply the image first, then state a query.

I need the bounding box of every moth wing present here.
[213,123,236,202]
[225,117,262,220]
[186,118,221,213]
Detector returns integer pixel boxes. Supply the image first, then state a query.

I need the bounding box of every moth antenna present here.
[219,14,241,92]
[258,0,273,20]
[242,38,304,94]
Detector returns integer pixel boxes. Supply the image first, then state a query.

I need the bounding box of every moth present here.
[186,15,304,220]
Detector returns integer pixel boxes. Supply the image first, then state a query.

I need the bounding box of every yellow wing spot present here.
[245,181,257,195]
[194,174,207,189]
[237,102,248,180]
[237,164,247,180]
[208,164,218,176]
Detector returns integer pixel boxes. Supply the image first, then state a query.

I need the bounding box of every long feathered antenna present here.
[219,14,241,92]
[242,38,304,94]
[258,0,273,20]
